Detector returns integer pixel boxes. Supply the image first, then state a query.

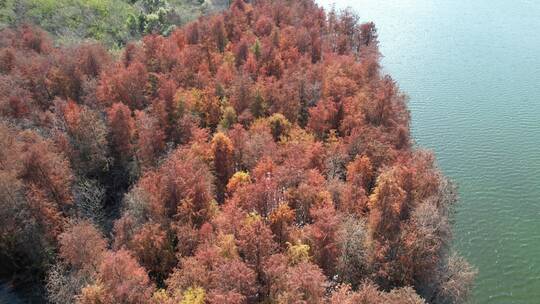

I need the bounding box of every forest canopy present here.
[0,0,475,303]
[0,0,229,47]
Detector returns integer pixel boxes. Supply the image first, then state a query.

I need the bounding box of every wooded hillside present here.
[0,0,475,303]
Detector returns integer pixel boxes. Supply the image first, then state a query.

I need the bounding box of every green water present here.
[319,1,540,303]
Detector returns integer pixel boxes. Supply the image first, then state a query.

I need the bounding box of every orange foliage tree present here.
[0,1,475,303]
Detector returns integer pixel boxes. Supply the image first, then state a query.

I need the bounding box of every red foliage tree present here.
[136,146,215,226]
[107,102,135,163]
[207,260,257,303]
[308,98,339,139]
[97,62,148,109]
[341,155,373,215]
[134,110,165,170]
[18,132,74,236]
[128,222,176,283]
[306,200,340,276]
[237,214,278,280]
[21,25,51,54]
[59,220,107,273]
[0,124,73,275]
[58,100,109,177]
[278,262,327,304]
[94,249,155,304]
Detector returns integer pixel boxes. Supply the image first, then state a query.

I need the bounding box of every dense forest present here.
[0,0,229,47]
[0,0,476,303]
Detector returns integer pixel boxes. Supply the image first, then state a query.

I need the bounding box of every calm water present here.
[319,1,540,303]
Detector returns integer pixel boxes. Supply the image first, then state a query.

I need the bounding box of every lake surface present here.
[318,0,540,303]
[0,282,22,304]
